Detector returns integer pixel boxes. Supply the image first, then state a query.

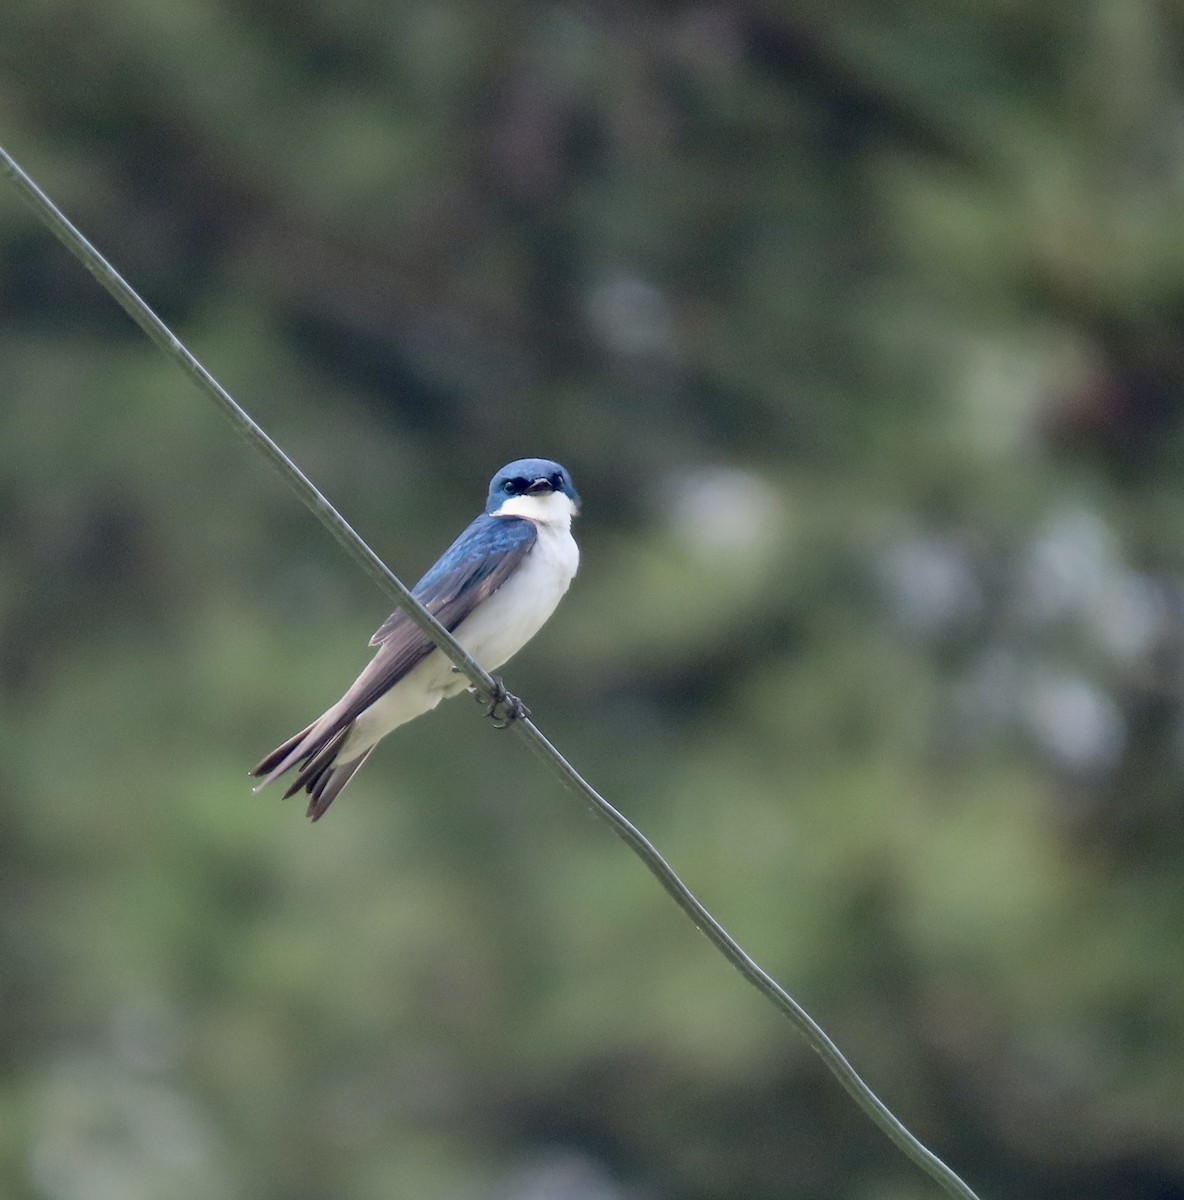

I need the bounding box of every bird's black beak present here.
[526,477,553,495]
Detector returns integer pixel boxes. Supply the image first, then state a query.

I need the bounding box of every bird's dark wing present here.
[250,514,538,810]
[327,514,537,728]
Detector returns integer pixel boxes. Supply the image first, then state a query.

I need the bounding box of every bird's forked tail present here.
[251,719,375,821]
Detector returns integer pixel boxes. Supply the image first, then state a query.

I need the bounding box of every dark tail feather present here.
[251,721,317,782]
[282,725,350,799]
[306,747,375,821]
[251,717,350,794]
[252,719,373,820]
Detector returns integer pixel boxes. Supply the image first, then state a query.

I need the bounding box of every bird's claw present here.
[481,676,530,728]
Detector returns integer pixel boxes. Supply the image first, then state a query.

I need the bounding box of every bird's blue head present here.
[486,458,581,518]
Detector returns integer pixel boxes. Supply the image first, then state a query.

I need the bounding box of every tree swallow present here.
[252,458,580,820]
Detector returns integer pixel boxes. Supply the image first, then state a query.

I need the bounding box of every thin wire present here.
[0,143,982,1200]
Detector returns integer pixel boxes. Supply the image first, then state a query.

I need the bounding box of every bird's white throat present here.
[493,489,578,529]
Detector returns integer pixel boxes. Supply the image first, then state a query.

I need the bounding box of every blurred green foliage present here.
[3,2,1184,1198]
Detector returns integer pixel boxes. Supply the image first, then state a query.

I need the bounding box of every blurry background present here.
[2,2,1184,1198]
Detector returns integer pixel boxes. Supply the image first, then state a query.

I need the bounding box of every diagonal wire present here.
[0,142,983,1200]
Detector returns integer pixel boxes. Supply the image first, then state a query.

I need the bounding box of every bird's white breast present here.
[347,491,578,752]
[451,497,579,670]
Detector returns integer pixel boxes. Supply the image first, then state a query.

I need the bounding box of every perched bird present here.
[252,458,580,820]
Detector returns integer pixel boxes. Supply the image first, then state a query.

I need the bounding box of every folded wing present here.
[252,514,538,812]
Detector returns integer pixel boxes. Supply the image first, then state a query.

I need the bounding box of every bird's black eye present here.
[503,478,521,495]
[551,472,564,491]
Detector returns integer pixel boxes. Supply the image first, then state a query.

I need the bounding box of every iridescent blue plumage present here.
[485,458,580,513]
[411,513,537,602]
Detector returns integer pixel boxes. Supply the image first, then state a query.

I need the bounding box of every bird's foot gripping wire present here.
[480,675,531,728]
[454,667,531,727]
